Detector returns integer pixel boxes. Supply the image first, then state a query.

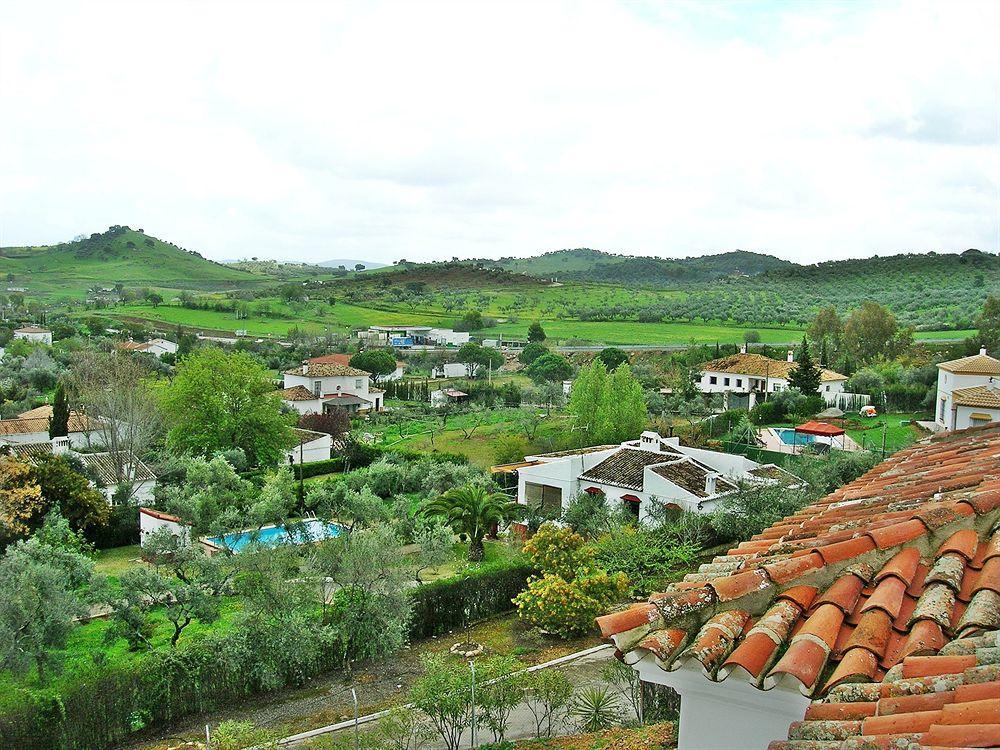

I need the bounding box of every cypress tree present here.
[49,382,70,438]
[788,336,823,394]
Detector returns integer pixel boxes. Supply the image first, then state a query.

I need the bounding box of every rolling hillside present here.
[477,248,794,283]
[0,226,263,297]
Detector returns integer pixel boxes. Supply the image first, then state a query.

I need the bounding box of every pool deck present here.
[759,427,861,454]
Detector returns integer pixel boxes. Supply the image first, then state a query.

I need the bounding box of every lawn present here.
[92,544,145,578]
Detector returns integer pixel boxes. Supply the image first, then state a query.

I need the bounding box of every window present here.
[525,482,562,513]
[356,379,363,389]
[736,378,742,388]
[723,377,730,387]
[313,381,321,396]
[709,376,717,385]
[939,399,946,422]
[825,385,830,392]
[969,413,993,426]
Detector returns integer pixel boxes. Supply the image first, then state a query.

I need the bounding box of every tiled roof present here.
[938,352,1000,375]
[291,427,329,446]
[651,457,737,498]
[285,362,370,377]
[77,451,156,486]
[18,405,53,419]
[309,353,404,368]
[748,464,803,484]
[580,447,684,491]
[279,385,318,401]
[530,445,618,458]
[952,385,1000,410]
[323,393,370,405]
[14,326,50,333]
[0,411,99,436]
[3,441,54,459]
[118,341,151,352]
[770,631,1000,749]
[597,424,1000,706]
[700,353,847,382]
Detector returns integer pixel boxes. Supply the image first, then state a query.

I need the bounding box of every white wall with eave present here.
[286,435,334,464]
[954,404,1000,430]
[139,507,190,547]
[632,657,810,750]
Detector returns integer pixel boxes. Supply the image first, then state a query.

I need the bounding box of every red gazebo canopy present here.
[795,420,846,437]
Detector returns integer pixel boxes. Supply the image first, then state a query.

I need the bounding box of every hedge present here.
[83,505,139,550]
[0,559,531,750]
[408,561,534,639]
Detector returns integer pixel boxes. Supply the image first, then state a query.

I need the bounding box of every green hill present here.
[0,226,262,298]
[478,248,794,283]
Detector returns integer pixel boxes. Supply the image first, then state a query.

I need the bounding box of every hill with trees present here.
[0,226,263,297]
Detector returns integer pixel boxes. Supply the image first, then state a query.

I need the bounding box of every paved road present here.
[283,647,619,749]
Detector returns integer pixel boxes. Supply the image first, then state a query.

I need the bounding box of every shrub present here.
[408,562,533,639]
[522,523,591,579]
[83,505,139,549]
[568,686,622,733]
[512,570,627,638]
[594,527,699,595]
[711,482,809,542]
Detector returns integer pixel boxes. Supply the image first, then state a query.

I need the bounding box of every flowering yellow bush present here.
[513,569,628,638]
[522,522,593,580]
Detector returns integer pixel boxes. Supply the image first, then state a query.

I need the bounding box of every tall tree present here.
[843,301,911,365]
[808,306,844,359]
[525,353,573,384]
[160,347,293,467]
[601,363,648,443]
[455,342,503,378]
[977,295,1000,354]
[787,336,822,394]
[31,456,109,533]
[48,382,70,439]
[349,349,398,384]
[567,360,608,445]
[70,351,163,503]
[0,457,45,543]
[527,321,546,343]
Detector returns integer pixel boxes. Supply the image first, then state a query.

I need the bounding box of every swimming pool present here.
[205,518,342,552]
[773,428,817,446]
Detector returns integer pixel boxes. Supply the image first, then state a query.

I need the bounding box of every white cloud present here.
[1,0,997,263]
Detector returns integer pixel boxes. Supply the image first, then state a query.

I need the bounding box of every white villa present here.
[309,353,405,381]
[935,347,1000,431]
[432,362,471,379]
[13,325,52,344]
[280,360,384,414]
[119,338,178,358]
[505,431,798,524]
[698,347,847,409]
[358,325,470,348]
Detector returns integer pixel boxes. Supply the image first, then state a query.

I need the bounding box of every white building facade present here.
[510,431,797,524]
[13,326,52,345]
[935,348,1000,431]
[285,428,334,464]
[139,507,191,548]
[281,361,383,413]
[698,349,847,410]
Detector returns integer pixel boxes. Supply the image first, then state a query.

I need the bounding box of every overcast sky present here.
[1,1,998,265]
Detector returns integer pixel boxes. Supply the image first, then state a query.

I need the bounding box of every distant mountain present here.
[0,225,260,296]
[318,259,387,271]
[477,248,794,285]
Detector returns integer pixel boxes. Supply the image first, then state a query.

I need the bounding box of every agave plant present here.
[424,484,518,561]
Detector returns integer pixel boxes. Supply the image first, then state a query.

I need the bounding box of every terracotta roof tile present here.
[937,528,980,560]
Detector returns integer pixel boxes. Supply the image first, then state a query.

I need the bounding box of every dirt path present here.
[123,614,600,750]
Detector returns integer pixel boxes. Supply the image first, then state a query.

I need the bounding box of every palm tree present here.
[425,484,518,562]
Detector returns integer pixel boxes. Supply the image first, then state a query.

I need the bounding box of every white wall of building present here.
[432,362,471,378]
[139,507,191,548]
[145,338,178,357]
[633,658,810,750]
[428,329,470,346]
[14,329,52,345]
[285,434,334,464]
[935,367,997,430]
[954,405,1000,430]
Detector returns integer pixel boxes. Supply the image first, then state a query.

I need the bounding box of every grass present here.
[91,545,144,578]
[515,722,676,749]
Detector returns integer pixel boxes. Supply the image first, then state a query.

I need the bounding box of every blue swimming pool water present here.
[207,518,342,552]
[774,428,817,446]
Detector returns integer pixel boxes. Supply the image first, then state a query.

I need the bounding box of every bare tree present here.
[69,351,163,503]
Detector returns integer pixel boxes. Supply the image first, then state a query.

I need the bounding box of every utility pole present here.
[352,688,359,750]
[470,661,477,748]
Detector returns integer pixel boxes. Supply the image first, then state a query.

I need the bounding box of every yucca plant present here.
[568,686,622,733]
[424,484,518,561]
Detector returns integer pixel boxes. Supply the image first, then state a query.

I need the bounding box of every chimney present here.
[980,347,987,356]
[51,436,70,456]
[787,350,794,363]
[740,343,747,354]
[705,472,719,496]
[302,360,308,374]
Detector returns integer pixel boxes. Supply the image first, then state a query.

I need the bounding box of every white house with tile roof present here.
[935,347,1000,431]
[507,431,797,524]
[284,427,333,464]
[280,360,383,414]
[13,326,52,344]
[0,406,104,448]
[118,338,178,358]
[699,347,848,410]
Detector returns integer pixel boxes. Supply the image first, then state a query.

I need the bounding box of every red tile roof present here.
[596,422,1000,746]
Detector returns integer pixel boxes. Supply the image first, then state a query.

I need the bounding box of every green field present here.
[110,299,975,348]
